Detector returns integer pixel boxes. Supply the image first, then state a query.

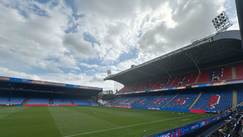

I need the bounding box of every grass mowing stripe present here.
[0,107,62,137]
[65,107,194,126]
[64,114,194,137]
[0,107,211,137]
[47,107,63,136]
[49,107,119,136]
[48,107,67,136]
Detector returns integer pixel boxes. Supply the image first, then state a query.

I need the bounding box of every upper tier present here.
[105,30,242,85]
[104,30,243,94]
[118,62,243,94]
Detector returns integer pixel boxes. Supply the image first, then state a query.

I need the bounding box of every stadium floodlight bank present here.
[212,11,232,33]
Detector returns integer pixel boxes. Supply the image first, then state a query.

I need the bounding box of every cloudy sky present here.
[0,0,239,90]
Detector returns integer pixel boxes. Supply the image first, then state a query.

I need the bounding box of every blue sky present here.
[0,0,239,90]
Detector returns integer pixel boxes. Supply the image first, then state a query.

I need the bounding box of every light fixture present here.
[212,11,232,32]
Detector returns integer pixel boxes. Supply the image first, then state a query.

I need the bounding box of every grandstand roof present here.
[0,76,102,96]
[105,30,243,85]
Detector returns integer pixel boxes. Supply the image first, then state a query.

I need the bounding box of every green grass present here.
[0,106,212,137]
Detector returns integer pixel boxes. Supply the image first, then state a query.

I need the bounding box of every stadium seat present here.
[221,66,232,80]
[10,97,24,105]
[0,97,9,105]
[237,90,243,105]
[110,89,233,113]
[236,63,243,80]
[192,90,232,112]
[53,98,72,105]
[72,99,97,106]
[197,70,210,83]
[27,98,49,104]
[0,97,24,105]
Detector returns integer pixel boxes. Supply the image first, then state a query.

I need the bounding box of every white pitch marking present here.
[64,115,195,137]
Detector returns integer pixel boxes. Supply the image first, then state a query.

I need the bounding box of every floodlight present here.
[212,11,232,32]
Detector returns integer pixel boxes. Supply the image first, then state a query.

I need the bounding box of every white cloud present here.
[138,0,226,59]
[0,67,40,80]
[0,1,73,72]
[0,0,238,90]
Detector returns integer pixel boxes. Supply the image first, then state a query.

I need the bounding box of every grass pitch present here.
[0,107,211,137]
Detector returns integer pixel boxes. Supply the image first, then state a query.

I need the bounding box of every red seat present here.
[197,70,209,83]
[222,66,232,80]
[208,95,220,108]
[236,63,243,80]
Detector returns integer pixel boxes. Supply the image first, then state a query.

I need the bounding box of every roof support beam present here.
[184,52,201,74]
[164,69,172,79]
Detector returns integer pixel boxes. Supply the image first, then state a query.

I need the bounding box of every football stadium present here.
[0,1,243,137]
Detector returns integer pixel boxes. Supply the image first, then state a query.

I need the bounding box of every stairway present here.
[21,98,29,105]
[232,66,237,79]
[194,73,201,84]
[162,94,178,107]
[189,92,202,109]
[232,90,238,109]
[231,66,238,109]
[71,99,74,104]
[49,98,53,104]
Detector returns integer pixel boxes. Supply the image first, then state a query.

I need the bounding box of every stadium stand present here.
[72,99,97,106]
[0,97,9,105]
[192,90,232,113]
[164,93,197,110]
[24,98,98,106]
[27,98,49,104]
[10,97,24,105]
[0,97,24,105]
[118,62,243,93]
[108,88,234,113]
[53,98,72,105]
[103,30,243,116]
[0,76,102,107]
[0,96,99,107]
[238,90,243,105]
[236,63,243,80]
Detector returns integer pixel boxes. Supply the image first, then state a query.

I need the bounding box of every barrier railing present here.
[147,111,230,137]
